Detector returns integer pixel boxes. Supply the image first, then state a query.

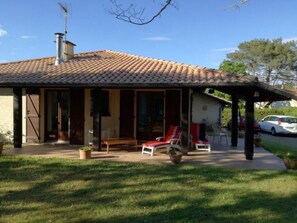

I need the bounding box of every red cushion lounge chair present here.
[142,125,182,156]
[191,123,211,152]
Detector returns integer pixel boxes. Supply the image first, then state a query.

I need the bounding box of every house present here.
[0,33,296,160]
[269,89,297,108]
[192,92,231,126]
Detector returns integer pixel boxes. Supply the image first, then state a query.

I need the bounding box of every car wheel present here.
[271,128,277,136]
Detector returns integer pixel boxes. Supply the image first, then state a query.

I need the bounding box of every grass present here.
[0,155,297,223]
[261,139,297,158]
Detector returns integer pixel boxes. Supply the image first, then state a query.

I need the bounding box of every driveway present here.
[260,132,297,150]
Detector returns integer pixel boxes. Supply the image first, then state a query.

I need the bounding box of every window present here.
[90,90,110,116]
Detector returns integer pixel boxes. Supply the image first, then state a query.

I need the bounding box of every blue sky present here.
[1,0,297,69]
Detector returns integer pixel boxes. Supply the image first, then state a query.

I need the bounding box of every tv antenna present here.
[58,2,69,40]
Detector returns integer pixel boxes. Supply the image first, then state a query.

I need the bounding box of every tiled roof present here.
[0,50,257,87]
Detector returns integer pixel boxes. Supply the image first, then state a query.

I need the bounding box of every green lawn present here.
[0,155,296,223]
[261,139,297,158]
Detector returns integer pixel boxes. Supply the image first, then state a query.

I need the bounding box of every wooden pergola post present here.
[181,88,190,148]
[13,88,22,148]
[231,96,238,147]
[244,97,254,160]
[92,88,102,151]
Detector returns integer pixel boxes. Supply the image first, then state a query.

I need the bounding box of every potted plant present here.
[168,145,183,164]
[283,152,297,170]
[79,146,92,160]
[0,130,13,154]
[254,135,262,147]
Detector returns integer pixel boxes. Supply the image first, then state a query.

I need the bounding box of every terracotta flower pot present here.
[169,153,182,164]
[284,157,297,169]
[181,147,188,155]
[254,141,261,147]
[79,149,91,160]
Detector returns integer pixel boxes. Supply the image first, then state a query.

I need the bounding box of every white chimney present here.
[63,40,76,60]
[55,33,64,65]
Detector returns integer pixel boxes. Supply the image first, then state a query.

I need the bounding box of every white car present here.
[258,115,297,136]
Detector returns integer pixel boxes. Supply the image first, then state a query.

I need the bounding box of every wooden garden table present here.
[101,138,137,154]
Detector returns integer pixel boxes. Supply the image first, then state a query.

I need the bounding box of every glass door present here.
[45,90,69,141]
[137,92,164,140]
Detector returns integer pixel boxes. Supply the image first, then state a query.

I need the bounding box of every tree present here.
[219,60,247,75]
[227,39,297,86]
[109,0,249,25]
[109,0,174,25]
[215,60,247,107]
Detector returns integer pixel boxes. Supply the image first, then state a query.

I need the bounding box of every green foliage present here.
[283,152,297,159]
[79,146,91,151]
[1,156,297,222]
[213,90,231,101]
[0,130,13,144]
[255,107,297,121]
[222,106,297,127]
[227,38,297,85]
[219,59,247,75]
[168,145,182,155]
[254,137,262,143]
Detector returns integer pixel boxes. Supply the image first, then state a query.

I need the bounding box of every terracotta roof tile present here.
[0,50,258,87]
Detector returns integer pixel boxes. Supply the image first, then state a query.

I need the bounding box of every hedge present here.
[222,106,297,127]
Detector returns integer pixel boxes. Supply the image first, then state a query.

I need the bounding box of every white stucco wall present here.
[192,94,222,126]
[0,88,27,143]
[0,89,13,140]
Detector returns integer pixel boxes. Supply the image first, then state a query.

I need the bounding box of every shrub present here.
[222,106,297,127]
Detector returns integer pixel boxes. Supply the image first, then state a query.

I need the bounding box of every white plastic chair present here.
[212,123,228,144]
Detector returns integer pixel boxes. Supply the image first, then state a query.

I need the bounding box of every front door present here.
[120,90,135,138]
[137,92,164,140]
[45,90,69,141]
[26,89,40,143]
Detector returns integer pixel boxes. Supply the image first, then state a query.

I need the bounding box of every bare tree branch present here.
[109,0,174,25]
[225,0,250,10]
[109,0,250,25]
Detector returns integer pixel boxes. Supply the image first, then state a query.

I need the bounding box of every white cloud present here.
[20,35,36,39]
[0,60,8,63]
[143,36,171,41]
[211,47,237,53]
[282,37,297,43]
[0,26,8,37]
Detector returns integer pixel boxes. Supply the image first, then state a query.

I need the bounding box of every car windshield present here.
[280,117,297,123]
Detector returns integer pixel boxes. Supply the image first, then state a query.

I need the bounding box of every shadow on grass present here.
[0,155,296,222]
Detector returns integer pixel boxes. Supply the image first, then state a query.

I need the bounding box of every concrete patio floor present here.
[2,138,286,170]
